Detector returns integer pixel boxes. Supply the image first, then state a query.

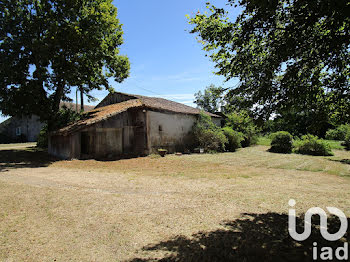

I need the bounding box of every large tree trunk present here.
[52,81,64,113]
[80,87,84,112]
[48,80,65,131]
[76,87,78,112]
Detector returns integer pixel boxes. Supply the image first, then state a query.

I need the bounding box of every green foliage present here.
[269,131,293,154]
[225,111,258,147]
[37,107,82,148]
[193,112,227,152]
[265,107,334,138]
[344,131,350,151]
[325,125,350,141]
[325,140,344,150]
[294,135,334,156]
[222,127,244,152]
[194,84,225,113]
[325,129,342,141]
[37,125,49,148]
[0,0,130,125]
[53,106,82,130]
[188,0,350,126]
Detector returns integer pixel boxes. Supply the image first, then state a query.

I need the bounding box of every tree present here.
[188,0,350,123]
[224,110,259,147]
[194,84,225,113]
[37,106,82,148]
[0,0,130,129]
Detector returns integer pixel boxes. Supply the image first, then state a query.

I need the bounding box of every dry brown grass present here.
[0,142,36,149]
[0,145,349,261]
[52,145,350,179]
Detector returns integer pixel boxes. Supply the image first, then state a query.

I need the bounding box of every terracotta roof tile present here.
[54,92,220,135]
[54,99,142,135]
[138,96,219,117]
[60,102,95,112]
[97,92,219,117]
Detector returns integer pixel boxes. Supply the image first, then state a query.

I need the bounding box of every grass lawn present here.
[257,136,345,150]
[0,143,349,261]
[0,142,36,149]
[257,136,272,146]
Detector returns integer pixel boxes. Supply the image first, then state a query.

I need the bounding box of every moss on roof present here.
[54,93,220,135]
[53,99,142,135]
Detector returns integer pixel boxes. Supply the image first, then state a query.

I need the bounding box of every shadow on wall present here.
[128,212,349,262]
[0,147,57,172]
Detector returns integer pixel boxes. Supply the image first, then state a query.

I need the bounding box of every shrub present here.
[225,111,259,147]
[222,127,244,152]
[193,112,227,152]
[269,131,293,154]
[325,128,342,140]
[37,124,48,148]
[241,125,259,147]
[294,134,333,156]
[197,129,227,152]
[344,131,350,150]
[325,124,350,140]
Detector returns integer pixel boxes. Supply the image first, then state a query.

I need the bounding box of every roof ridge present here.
[54,94,220,135]
[112,92,219,116]
[53,99,142,135]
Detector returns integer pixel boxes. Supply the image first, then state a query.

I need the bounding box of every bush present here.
[344,131,350,150]
[225,111,259,147]
[222,127,244,152]
[269,131,293,154]
[241,125,258,147]
[37,124,48,148]
[294,134,333,156]
[197,129,227,152]
[193,112,227,152]
[325,124,350,140]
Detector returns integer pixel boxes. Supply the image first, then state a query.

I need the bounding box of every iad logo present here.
[288,199,348,260]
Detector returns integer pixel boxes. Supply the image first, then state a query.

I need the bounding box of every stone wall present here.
[146,110,196,153]
[1,115,44,142]
[49,109,148,160]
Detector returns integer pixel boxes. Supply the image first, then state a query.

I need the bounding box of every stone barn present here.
[49,92,221,159]
[0,102,94,142]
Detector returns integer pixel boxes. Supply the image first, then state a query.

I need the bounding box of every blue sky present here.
[0,0,240,123]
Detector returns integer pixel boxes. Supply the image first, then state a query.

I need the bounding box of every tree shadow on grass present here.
[0,147,57,172]
[329,159,350,165]
[129,213,349,262]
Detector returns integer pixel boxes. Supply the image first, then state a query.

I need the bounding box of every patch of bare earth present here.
[0,145,349,261]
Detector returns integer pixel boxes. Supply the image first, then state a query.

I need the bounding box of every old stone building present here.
[49,92,221,159]
[0,102,94,142]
